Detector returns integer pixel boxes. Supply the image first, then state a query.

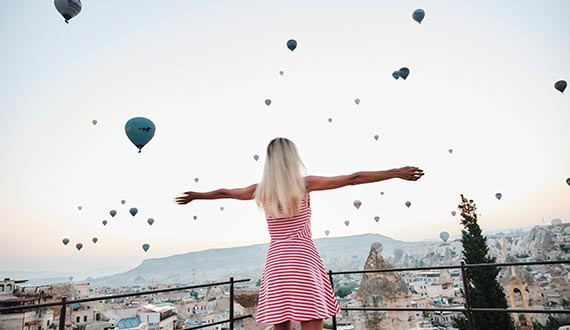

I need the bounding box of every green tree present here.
[455,195,514,330]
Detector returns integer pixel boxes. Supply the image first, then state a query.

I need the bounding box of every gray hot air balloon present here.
[102,220,107,226]
[193,215,198,220]
[220,206,224,211]
[353,200,362,209]
[399,67,410,80]
[121,200,126,205]
[75,243,83,251]
[147,218,154,226]
[451,211,457,217]
[325,230,330,236]
[374,135,379,141]
[253,154,259,161]
[354,98,360,105]
[129,208,138,217]
[77,206,82,211]
[380,191,384,195]
[110,210,117,217]
[62,238,70,245]
[405,201,411,208]
[495,193,502,200]
[448,149,453,154]
[371,242,383,253]
[54,0,82,23]
[374,216,380,222]
[92,237,98,244]
[265,99,272,106]
[125,117,155,153]
[555,80,567,93]
[328,118,333,123]
[567,177,570,186]
[392,71,400,80]
[551,219,562,226]
[279,70,284,76]
[412,9,425,24]
[194,177,199,183]
[344,220,350,226]
[287,39,297,51]
[142,243,150,252]
[92,120,97,126]
[439,231,449,243]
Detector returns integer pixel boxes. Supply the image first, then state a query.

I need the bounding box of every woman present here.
[176,137,424,330]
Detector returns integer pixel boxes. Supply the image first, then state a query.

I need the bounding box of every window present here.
[0,285,4,292]
[84,315,87,322]
[6,284,12,291]
[76,316,80,323]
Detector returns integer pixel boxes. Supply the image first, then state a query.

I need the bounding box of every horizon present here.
[1,0,569,279]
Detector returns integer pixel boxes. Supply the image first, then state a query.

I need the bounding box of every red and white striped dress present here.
[256,196,340,325]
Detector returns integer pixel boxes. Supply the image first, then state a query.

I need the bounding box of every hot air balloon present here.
[392,71,400,79]
[555,80,567,93]
[220,206,224,211]
[92,237,98,244]
[193,215,198,220]
[92,120,97,126]
[439,231,449,243]
[448,149,453,154]
[371,242,383,253]
[399,67,410,80]
[374,216,380,222]
[75,243,83,251]
[125,117,155,153]
[567,178,570,186]
[62,238,70,245]
[279,70,284,76]
[54,0,82,24]
[495,193,502,200]
[194,178,199,183]
[551,219,562,226]
[380,192,384,195]
[354,98,360,105]
[110,210,117,217]
[142,243,150,252]
[412,9,425,24]
[344,220,350,226]
[121,200,126,205]
[325,230,330,236]
[328,118,333,123]
[253,154,259,161]
[353,200,362,209]
[147,218,154,226]
[129,208,138,217]
[374,135,379,141]
[451,211,456,217]
[265,99,272,106]
[77,206,82,211]
[287,39,297,51]
[405,201,411,208]
[102,220,107,226]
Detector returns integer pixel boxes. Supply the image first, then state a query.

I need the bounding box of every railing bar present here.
[328,270,337,330]
[185,315,252,329]
[465,260,569,268]
[341,307,570,314]
[331,264,460,275]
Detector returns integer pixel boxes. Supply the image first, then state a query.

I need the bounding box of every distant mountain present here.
[89,233,424,287]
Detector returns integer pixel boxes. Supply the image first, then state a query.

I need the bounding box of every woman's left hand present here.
[175,192,195,205]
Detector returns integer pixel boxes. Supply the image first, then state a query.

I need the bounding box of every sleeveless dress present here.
[255,196,340,325]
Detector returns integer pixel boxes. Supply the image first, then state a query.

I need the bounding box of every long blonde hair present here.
[254,138,307,218]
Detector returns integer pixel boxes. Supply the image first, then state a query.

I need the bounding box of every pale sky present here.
[1,0,569,279]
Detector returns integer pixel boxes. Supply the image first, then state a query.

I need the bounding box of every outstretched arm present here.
[175,184,257,205]
[306,166,423,192]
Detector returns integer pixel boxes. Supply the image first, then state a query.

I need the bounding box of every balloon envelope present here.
[380,192,384,195]
[567,177,570,186]
[92,237,98,244]
[77,206,82,211]
[392,71,400,79]
[194,178,199,183]
[75,243,83,251]
[439,231,449,242]
[354,98,360,105]
[121,200,126,205]
[448,149,453,154]
[399,67,410,80]
[253,154,259,161]
[92,120,97,126]
[125,117,155,153]
[374,216,380,222]
[344,220,350,226]
[287,39,297,51]
[110,210,117,217]
[220,206,224,211]
[279,71,284,76]
[265,99,272,106]
[193,215,198,220]
[405,201,411,208]
[147,218,154,226]
[353,200,362,209]
[374,135,379,141]
[62,238,70,245]
[54,0,82,23]
[142,244,150,252]
[555,80,567,93]
[328,118,332,123]
[129,208,138,217]
[102,220,107,226]
[412,9,425,24]
[495,193,502,200]
[451,211,456,217]
[325,230,330,236]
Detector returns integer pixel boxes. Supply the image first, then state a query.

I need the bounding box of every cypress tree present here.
[455,194,514,330]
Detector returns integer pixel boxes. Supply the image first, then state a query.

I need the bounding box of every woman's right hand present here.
[175,192,195,205]
[396,166,424,181]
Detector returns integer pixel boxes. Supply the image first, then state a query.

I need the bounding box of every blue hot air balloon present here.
[405,201,411,208]
[92,120,97,126]
[142,243,150,252]
[147,218,154,226]
[125,117,155,153]
[75,243,83,251]
[109,210,117,217]
[287,39,297,51]
[392,71,400,80]
[439,231,449,243]
[130,208,138,217]
[62,238,70,245]
[399,67,410,80]
[54,0,82,24]
[495,193,502,200]
[412,9,425,24]
[265,99,272,106]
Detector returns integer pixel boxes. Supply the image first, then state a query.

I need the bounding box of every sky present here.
[0,0,569,279]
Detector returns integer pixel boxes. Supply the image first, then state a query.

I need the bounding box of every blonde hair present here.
[254,138,307,218]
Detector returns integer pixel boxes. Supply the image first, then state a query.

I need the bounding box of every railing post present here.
[229,277,234,330]
[328,270,337,330]
[58,296,67,330]
[460,261,475,330]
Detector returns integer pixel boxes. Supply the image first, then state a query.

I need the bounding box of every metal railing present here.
[0,277,252,330]
[328,259,570,330]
